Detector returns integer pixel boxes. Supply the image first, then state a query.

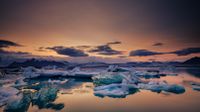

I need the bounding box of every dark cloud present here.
[88,42,122,55]
[46,46,88,57]
[107,41,122,45]
[0,49,30,55]
[130,47,200,57]
[152,42,164,47]
[129,49,164,56]
[0,40,22,48]
[171,47,200,56]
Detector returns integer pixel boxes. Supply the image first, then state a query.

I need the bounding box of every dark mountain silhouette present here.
[8,58,68,68]
[183,57,200,65]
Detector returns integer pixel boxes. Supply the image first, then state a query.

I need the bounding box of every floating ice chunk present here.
[4,93,31,112]
[32,87,64,110]
[48,79,68,84]
[22,66,40,78]
[192,85,200,91]
[94,83,138,98]
[14,78,27,87]
[92,71,142,86]
[32,87,58,108]
[40,69,68,77]
[137,81,185,94]
[68,67,99,78]
[107,65,130,72]
[92,72,124,86]
[190,82,200,91]
[94,87,129,98]
[132,71,160,79]
[0,87,19,106]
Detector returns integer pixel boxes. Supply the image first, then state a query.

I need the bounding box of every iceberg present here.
[132,71,160,79]
[92,70,185,97]
[13,78,27,88]
[92,71,143,86]
[94,86,129,98]
[94,80,138,98]
[32,87,59,109]
[22,66,68,78]
[22,66,40,78]
[22,66,99,79]
[4,93,31,112]
[190,82,200,91]
[31,87,64,110]
[48,79,68,84]
[92,72,124,86]
[107,65,130,72]
[137,81,185,94]
[39,69,68,77]
[68,67,99,78]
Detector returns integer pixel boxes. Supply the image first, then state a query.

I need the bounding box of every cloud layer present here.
[130,47,200,57]
[88,41,123,55]
[47,46,88,57]
[152,42,164,47]
[0,40,22,48]
[129,49,163,56]
[171,47,200,56]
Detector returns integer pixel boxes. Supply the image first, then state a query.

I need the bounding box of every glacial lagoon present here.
[0,67,200,112]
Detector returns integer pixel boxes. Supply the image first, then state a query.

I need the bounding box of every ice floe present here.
[48,79,68,84]
[137,81,185,94]
[13,78,27,88]
[22,66,99,79]
[190,82,200,91]
[94,80,138,98]
[68,67,99,78]
[4,93,31,112]
[32,87,64,110]
[92,70,185,98]
[107,65,130,72]
[22,66,40,78]
[92,72,124,86]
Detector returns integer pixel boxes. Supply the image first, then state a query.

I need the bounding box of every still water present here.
[1,67,200,112]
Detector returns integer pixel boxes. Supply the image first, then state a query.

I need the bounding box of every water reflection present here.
[184,68,200,78]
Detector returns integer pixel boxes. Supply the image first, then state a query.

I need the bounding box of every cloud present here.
[129,47,200,57]
[0,49,32,66]
[152,42,164,47]
[0,40,22,48]
[88,45,122,55]
[0,49,30,55]
[171,47,200,56]
[88,41,123,55]
[107,41,122,45]
[46,46,88,57]
[129,49,164,56]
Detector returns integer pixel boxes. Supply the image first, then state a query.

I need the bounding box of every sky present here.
[0,0,200,64]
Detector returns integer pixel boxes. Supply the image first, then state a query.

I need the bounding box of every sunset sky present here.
[0,0,200,63]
